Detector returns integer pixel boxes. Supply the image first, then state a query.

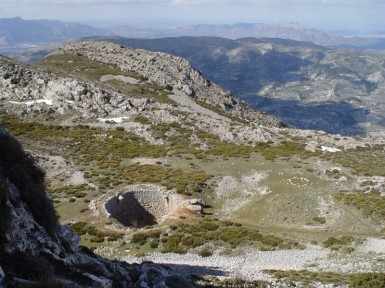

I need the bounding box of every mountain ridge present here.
[2,17,385,53]
[109,22,385,50]
[0,17,113,53]
[82,36,385,136]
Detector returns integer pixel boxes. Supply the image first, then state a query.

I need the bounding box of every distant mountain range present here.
[109,22,385,50]
[2,17,385,136]
[1,17,385,52]
[0,17,111,50]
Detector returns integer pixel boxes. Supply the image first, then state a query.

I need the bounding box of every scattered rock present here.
[182,198,205,214]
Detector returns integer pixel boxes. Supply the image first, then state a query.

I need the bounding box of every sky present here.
[0,0,384,34]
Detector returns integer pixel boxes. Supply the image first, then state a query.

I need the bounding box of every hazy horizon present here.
[0,0,384,35]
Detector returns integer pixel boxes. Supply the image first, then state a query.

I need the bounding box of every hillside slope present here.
[1,41,385,287]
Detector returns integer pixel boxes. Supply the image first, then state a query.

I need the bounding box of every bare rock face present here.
[0,55,134,119]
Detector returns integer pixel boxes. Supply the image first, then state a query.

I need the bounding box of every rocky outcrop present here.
[0,126,194,288]
[49,41,284,127]
[0,55,134,119]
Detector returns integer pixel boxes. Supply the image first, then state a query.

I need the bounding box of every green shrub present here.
[69,221,88,235]
[349,273,385,288]
[161,233,186,254]
[334,190,385,220]
[149,239,159,248]
[312,216,326,224]
[264,269,349,285]
[69,221,123,242]
[160,220,292,253]
[322,235,354,250]
[260,235,283,247]
[131,230,161,245]
[198,248,212,258]
[199,221,219,231]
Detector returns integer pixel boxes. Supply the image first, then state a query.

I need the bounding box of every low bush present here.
[198,248,212,258]
[312,216,326,224]
[153,220,294,254]
[131,230,161,245]
[334,190,385,221]
[265,269,348,285]
[322,235,354,250]
[349,273,385,288]
[69,221,123,242]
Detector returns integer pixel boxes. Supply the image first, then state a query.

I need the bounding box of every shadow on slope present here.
[245,95,369,136]
[159,262,228,278]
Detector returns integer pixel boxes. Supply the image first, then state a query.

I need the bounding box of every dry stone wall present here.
[105,189,168,227]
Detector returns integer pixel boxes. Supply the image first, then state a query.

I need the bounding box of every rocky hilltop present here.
[0,41,284,144]
[49,41,282,127]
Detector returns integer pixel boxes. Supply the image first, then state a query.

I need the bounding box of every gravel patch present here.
[68,170,87,186]
[215,171,269,214]
[357,237,385,254]
[122,247,329,281]
[100,74,139,84]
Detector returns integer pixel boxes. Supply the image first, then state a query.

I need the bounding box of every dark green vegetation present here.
[0,115,316,200]
[0,131,58,236]
[1,116,210,196]
[36,53,140,81]
[195,277,270,288]
[130,220,304,254]
[265,270,385,288]
[324,144,385,177]
[335,190,385,221]
[69,221,124,243]
[322,235,356,252]
[2,112,385,250]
